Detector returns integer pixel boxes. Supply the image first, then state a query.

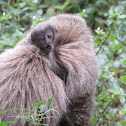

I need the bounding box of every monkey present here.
[0,24,68,126]
[49,14,100,126]
[30,24,57,55]
[0,14,100,126]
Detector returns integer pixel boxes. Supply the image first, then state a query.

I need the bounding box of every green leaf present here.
[102,73,109,79]
[95,27,105,36]
[54,0,71,12]
[107,89,123,96]
[0,109,12,114]
[48,96,53,106]
[109,34,115,42]
[33,100,44,108]
[13,107,30,110]
[0,121,14,125]
[0,111,7,114]
[39,104,46,113]
[13,3,19,8]
[123,60,126,65]
[0,14,12,22]
[20,116,29,119]
[94,38,101,45]
[111,44,121,51]
[102,95,111,102]
[91,116,97,125]
[80,9,88,18]
[120,110,126,114]
[98,91,111,102]
[95,17,106,25]
[120,76,126,83]
[44,108,60,115]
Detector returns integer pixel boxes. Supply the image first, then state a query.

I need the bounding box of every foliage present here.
[92,2,126,125]
[0,96,59,126]
[0,0,126,126]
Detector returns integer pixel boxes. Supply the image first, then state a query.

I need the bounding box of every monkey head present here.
[31,23,59,55]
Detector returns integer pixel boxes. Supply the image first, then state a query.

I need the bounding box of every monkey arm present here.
[57,41,99,126]
[57,41,99,98]
[0,45,68,126]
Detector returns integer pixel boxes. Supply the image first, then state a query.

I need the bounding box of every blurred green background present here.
[0,0,126,125]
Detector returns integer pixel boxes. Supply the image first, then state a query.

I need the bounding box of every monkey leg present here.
[58,94,94,126]
[67,94,94,126]
[58,114,74,126]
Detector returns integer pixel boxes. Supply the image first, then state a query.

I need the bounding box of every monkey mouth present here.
[47,45,51,49]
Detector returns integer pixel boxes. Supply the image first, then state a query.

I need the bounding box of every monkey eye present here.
[47,34,52,39]
[46,33,53,39]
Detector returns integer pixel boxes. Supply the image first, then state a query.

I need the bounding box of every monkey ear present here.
[55,25,58,33]
[54,26,60,39]
[51,24,59,34]
[31,30,38,42]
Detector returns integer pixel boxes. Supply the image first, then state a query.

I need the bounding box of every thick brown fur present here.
[0,14,100,126]
[0,45,68,126]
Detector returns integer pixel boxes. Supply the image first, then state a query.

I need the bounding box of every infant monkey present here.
[31,24,58,54]
[0,14,99,126]
[30,22,67,82]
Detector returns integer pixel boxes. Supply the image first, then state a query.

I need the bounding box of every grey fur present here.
[0,14,100,126]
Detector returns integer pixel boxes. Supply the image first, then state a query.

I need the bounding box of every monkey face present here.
[31,25,59,55]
